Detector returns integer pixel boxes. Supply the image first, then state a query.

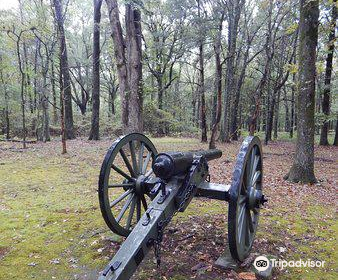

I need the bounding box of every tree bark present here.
[199,42,207,142]
[53,0,75,139]
[105,0,129,131]
[290,72,296,138]
[89,0,103,140]
[273,89,281,139]
[51,59,58,124]
[0,67,10,139]
[319,0,336,145]
[285,0,318,183]
[222,0,244,142]
[209,14,223,149]
[284,88,290,132]
[125,4,143,133]
[334,118,338,146]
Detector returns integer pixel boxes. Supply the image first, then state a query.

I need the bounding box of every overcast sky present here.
[0,0,18,10]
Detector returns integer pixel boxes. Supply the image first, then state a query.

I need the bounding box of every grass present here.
[0,136,337,280]
[240,130,336,145]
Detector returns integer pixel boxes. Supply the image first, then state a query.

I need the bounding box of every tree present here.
[52,0,76,139]
[197,0,207,142]
[285,0,319,183]
[89,0,103,140]
[105,0,143,133]
[125,3,143,133]
[221,0,244,142]
[6,28,31,148]
[209,12,224,149]
[0,57,10,139]
[319,0,336,146]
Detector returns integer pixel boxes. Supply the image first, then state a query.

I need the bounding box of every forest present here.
[0,0,337,280]
[0,0,336,148]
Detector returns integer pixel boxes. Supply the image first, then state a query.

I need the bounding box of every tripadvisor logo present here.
[254,256,270,271]
[253,255,325,271]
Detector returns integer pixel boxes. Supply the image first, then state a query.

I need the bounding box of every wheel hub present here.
[135,175,146,195]
[247,187,263,209]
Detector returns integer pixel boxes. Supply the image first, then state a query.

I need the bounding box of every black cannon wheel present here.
[98,133,158,237]
[228,136,263,261]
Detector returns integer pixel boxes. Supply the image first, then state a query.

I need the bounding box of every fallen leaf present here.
[238,272,256,280]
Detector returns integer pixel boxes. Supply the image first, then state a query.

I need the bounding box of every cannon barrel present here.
[152,149,222,180]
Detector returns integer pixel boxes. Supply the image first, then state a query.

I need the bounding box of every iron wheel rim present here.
[98,133,158,237]
[228,136,263,261]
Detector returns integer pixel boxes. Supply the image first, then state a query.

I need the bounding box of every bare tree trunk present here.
[0,67,10,139]
[209,14,223,149]
[59,57,67,154]
[125,4,143,133]
[53,0,75,139]
[319,0,336,145]
[290,72,296,138]
[222,0,244,142]
[273,89,281,139]
[264,83,274,145]
[41,74,51,142]
[105,0,129,132]
[89,0,103,140]
[334,118,338,146]
[14,33,27,148]
[199,42,207,142]
[285,0,318,183]
[51,59,58,124]
[284,88,290,132]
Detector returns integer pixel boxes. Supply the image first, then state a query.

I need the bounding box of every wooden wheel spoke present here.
[116,193,134,222]
[140,195,148,210]
[246,208,254,233]
[144,168,153,178]
[239,195,247,204]
[138,142,145,174]
[251,170,261,187]
[126,196,136,230]
[110,189,133,207]
[108,183,135,188]
[129,141,139,175]
[136,197,141,221]
[111,164,133,181]
[241,180,247,194]
[238,204,246,244]
[142,151,152,175]
[120,149,136,177]
[250,147,256,173]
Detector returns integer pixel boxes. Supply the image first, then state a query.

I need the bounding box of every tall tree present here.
[105,0,143,133]
[89,0,103,140]
[319,0,337,146]
[197,0,207,142]
[125,3,143,133]
[52,0,75,139]
[221,0,244,142]
[6,28,31,148]
[285,0,319,183]
[0,57,10,140]
[334,119,338,146]
[209,13,224,149]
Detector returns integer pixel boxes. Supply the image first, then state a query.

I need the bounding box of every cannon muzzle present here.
[152,149,222,180]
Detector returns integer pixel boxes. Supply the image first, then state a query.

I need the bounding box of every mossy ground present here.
[0,137,336,280]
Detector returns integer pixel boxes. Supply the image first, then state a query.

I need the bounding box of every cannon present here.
[97,133,267,280]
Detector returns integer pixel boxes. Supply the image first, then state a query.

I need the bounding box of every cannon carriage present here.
[97,133,267,280]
